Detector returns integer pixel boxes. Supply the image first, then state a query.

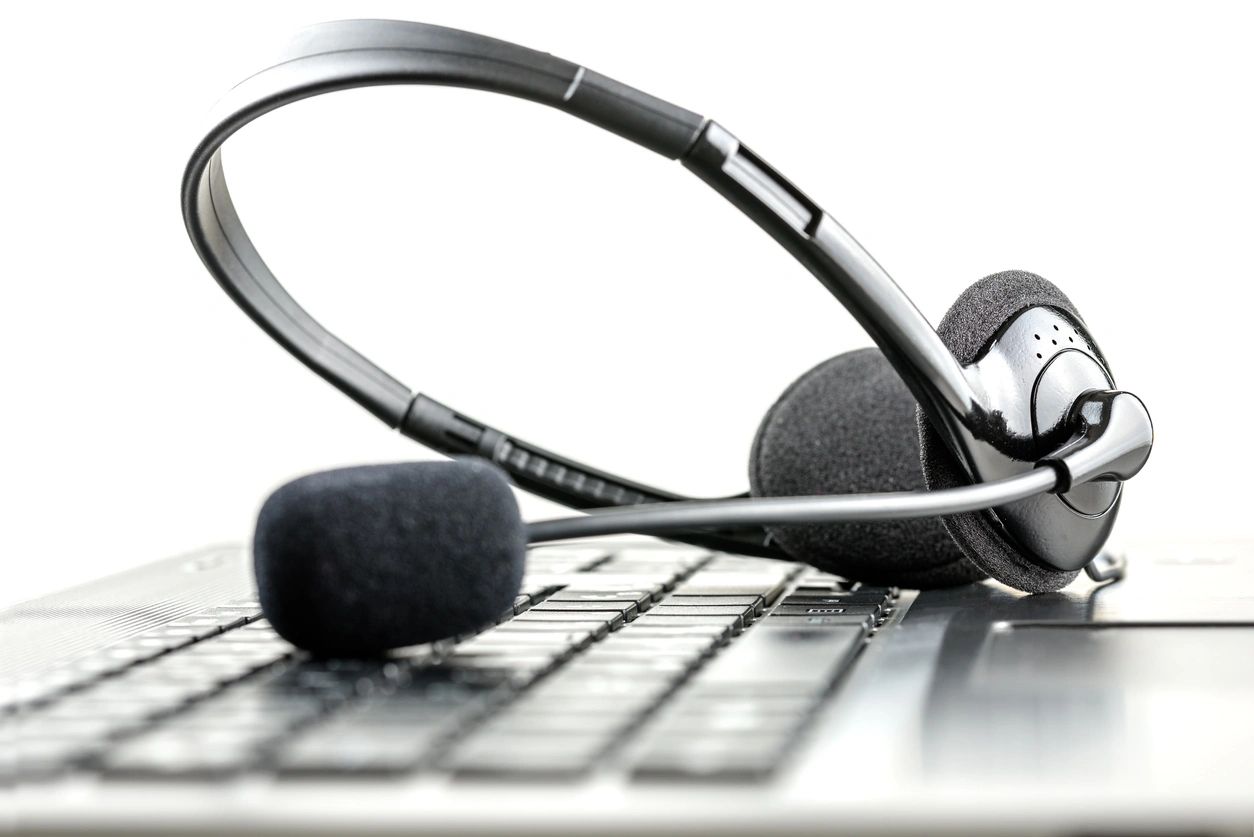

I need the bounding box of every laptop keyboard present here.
[9,545,898,782]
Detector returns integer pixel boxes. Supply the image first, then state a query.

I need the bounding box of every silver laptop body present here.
[8,539,1254,836]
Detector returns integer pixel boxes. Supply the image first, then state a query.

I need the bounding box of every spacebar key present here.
[687,625,865,696]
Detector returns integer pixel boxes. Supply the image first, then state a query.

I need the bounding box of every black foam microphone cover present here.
[254,459,526,656]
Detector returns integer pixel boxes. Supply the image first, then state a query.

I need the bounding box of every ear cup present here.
[917,270,1089,593]
[750,348,987,588]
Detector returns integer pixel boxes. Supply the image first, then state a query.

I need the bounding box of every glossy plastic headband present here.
[181,20,996,556]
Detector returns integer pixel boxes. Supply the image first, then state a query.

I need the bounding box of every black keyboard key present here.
[674,582,789,604]
[648,604,755,626]
[511,610,626,631]
[464,630,595,654]
[15,736,102,777]
[506,692,663,718]
[623,624,735,644]
[476,710,638,737]
[781,591,888,605]
[100,729,272,776]
[165,616,240,632]
[494,620,611,640]
[771,603,880,618]
[631,732,793,781]
[454,642,576,663]
[663,694,813,719]
[393,669,512,704]
[528,599,639,620]
[274,722,447,774]
[525,546,611,573]
[689,625,865,697]
[591,636,717,656]
[666,594,765,614]
[648,697,812,736]
[852,585,898,598]
[561,580,668,602]
[436,654,556,688]
[170,697,325,732]
[564,655,692,676]
[680,568,794,596]
[632,613,745,633]
[547,590,654,609]
[446,732,608,779]
[529,673,675,703]
[558,658,688,685]
[763,613,875,631]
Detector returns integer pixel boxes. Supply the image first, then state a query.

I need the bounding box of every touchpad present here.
[974,625,1254,689]
[923,625,1254,783]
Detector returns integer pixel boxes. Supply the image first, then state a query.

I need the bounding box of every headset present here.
[181,20,1153,655]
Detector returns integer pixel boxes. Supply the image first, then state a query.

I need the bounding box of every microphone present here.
[254,391,1151,656]
[254,459,525,656]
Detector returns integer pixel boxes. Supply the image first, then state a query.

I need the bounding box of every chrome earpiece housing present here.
[957,306,1120,571]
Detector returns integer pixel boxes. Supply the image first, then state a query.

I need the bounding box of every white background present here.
[4,1,1251,608]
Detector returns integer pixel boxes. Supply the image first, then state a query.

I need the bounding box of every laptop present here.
[7,538,1254,835]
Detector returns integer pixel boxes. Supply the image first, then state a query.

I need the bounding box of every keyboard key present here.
[524,546,611,572]
[666,594,765,614]
[631,732,793,781]
[771,603,880,618]
[468,629,596,652]
[567,655,691,675]
[763,613,875,631]
[591,636,716,656]
[547,590,654,609]
[274,723,446,774]
[561,580,668,602]
[9,669,88,707]
[477,711,638,737]
[446,732,608,779]
[393,669,511,703]
[559,658,688,684]
[577,571,682,588]
[663,694,813,720]
[623,624,735,643]
[456,637,581,658]
[528,599,639,620]
[675,579,791,603]
[632,613,746,633]
[690,625,865,696]
[170,696,325,732]
[100,730,265,776]
[16,736,103,777]
[494,620,611,640]
[437,654,556,688]
[512,610,626,631]
[781,592,888,605]
[852,585,898,598]
[648,604,755,625]
[648,698,811,736]
[530,673,674,702]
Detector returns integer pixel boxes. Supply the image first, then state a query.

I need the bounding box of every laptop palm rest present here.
[921,623,1254,788]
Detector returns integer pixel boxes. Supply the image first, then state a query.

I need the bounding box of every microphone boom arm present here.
[527,467,1060,543]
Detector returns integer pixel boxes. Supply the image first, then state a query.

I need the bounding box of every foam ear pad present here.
[917,269,1086,593]
[750,347,987,588]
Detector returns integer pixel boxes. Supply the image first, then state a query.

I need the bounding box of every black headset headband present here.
[181,20,1002,556]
